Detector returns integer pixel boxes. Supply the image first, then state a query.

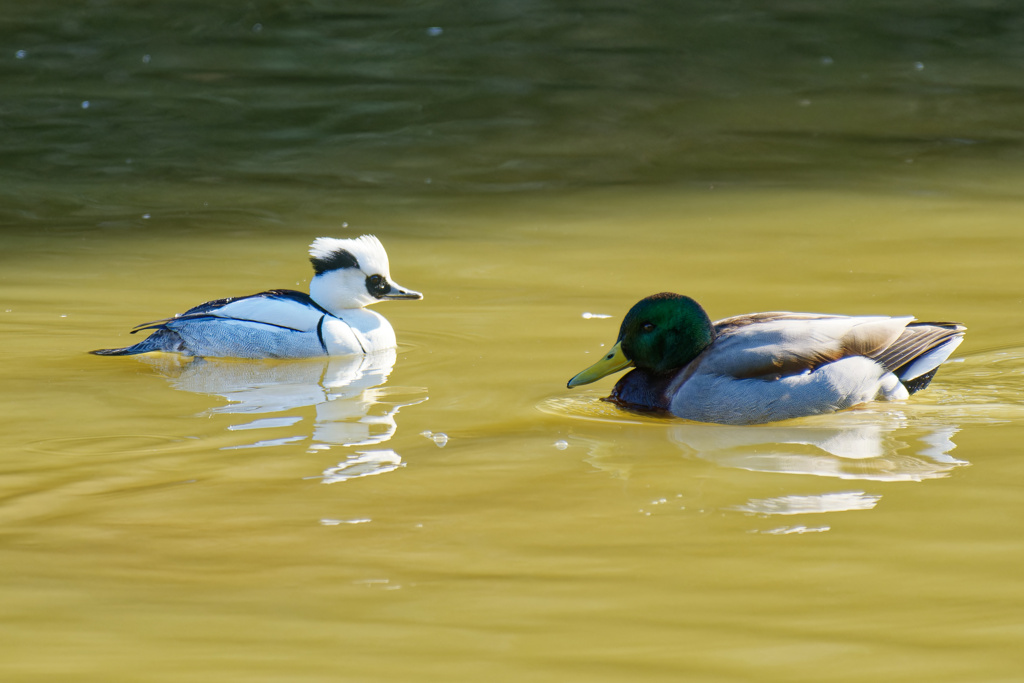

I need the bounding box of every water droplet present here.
[582,312,612,319]
[432,432,448,447]
[142,54,151,64]
[914,62,924,70]
[427,26,443,37]
[142,213,151,219]
[820,56,833,65]
[15,50,27,59]
[554,440,568,450]
[81,100,90,109]
[252,23,263,33]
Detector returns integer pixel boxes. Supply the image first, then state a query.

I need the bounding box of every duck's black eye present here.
[641,322,656,332]
[366,274,392,298]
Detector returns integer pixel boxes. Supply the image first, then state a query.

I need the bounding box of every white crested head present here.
[309,235,391,279]
[308,234,422,313]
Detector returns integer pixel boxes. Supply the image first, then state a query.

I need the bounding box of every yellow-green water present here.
[5,1,1024,680]
[4,188,1024,682]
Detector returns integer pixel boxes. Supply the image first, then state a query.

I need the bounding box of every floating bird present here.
[567,293,965,425]
[92,235,421,358]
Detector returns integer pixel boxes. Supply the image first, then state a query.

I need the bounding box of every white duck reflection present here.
[142,350,425,479]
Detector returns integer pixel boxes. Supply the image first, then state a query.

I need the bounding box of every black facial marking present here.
[366,274,392,298]
[310,248,359,275]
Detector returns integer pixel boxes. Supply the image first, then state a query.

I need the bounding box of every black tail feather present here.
[90,328,184,356]
[898,367,938,395]
[90,345,144,356]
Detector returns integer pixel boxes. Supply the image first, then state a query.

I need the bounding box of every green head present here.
[618,293,714,374]
[567,293,714,388]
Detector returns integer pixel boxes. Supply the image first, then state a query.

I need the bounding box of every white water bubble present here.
[582,312,611,319]
[422,430,447,446]
[15,50,27,59]
[554,440,568,450]
[427,26,443,37]
[81,100,90,109]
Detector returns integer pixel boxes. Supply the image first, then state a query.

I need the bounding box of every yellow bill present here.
[567,341,634,388]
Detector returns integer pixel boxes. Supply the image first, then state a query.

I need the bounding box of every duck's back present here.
[663,313,963,425]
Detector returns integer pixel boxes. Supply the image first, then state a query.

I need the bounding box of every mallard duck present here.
[91,235,421,358]
[567,293,965,425]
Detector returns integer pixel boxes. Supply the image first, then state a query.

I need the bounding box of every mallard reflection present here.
[668,413,966,531]
[669,412,965,482]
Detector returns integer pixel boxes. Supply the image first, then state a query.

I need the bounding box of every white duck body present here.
[92,235,421,359]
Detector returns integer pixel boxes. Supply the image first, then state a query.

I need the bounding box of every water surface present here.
[3,2,1024,681]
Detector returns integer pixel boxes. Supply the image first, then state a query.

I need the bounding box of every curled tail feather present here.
[888,324,966,394]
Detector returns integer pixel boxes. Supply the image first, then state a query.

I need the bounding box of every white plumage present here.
[92,235,421,359]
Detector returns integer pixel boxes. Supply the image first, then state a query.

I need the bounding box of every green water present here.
[3,3,1024,681]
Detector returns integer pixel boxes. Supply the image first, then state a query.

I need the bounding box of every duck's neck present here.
[608,368,673,413]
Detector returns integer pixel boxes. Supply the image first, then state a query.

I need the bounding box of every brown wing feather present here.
[711,313,909,380]
[870,322,966,373]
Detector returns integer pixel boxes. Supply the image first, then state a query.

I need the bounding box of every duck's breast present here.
[324,309,397,355]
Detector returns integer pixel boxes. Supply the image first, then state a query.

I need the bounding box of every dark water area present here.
[4,0,1024,231]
